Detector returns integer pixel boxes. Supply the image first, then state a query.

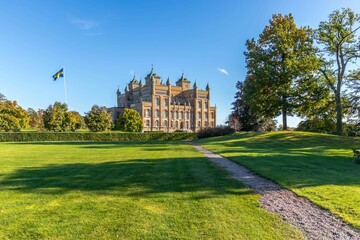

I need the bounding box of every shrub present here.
[0,132,196,142]
[84,105,113,132]
[116,108,143,132]
[197,126,235,139]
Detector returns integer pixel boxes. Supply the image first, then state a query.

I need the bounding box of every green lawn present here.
[0,141,302,239]
[198,131,360,229]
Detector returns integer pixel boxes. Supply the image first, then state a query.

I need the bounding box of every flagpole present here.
[63,66,68,105]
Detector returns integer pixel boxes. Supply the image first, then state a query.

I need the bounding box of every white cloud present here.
[71,18,99,30]
[217,67,229,76]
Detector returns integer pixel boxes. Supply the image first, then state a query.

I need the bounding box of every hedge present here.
[0,132,196,142]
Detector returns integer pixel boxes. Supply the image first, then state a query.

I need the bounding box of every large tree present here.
[27,108,45,130]
[244,14,321,130]
[316,8,360,135]
[0,93,6,102]
[84,105,113,132]
[0,100,29,132]
[43,102,68,131]
[116,108,143,132]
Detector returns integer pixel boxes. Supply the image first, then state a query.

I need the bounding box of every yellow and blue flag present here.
[53,68,64,81]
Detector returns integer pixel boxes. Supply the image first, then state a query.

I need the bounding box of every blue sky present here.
[1,0,359,126]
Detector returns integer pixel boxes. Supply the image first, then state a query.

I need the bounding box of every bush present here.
[0,132,196,142]
[116,108,143,132]
[197,126,235,139]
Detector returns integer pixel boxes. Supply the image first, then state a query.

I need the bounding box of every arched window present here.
[146,120,150,127]
[175,111,178,119]
[180,112,183,119]
[155,120,159,127]
[155,109,159,118]
[164,120,168,127]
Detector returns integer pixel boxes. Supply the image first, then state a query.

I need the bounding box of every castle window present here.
[145,109,150,117]
[186,112,189,119]
[180,112,183,119]
[164,111,168,118]
[156,97,160,106]
[197,112,201,119]
[175,111,178,119]
[171,121,173,128]
[155,110,159,118]
[146,120,150,127]
[190,112,193,120]
[204,102,208,109]
[198,101,201,108]
[191,121,194,128]
[176,121,179,128]
[197,121,201,127]
[211,112,214,119]
[164,98,168,107]
[164,120,168,127]
[155,120,159,127]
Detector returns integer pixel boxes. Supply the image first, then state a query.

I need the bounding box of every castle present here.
[108,68,216,132]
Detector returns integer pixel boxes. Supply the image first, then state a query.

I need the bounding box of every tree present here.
[0,100,29,132]
[64,111,85,131]
[316,8,360,135]
[0,93,6,102]
[116,108,143,132]
[43,102,68,131]
[84,105,113,132]
[244,13,321,130]
[229,77,277,132]
[27,108,45,130]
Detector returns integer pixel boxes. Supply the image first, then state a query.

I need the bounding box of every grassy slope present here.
[0,141,302,239]
[198,131,360,229]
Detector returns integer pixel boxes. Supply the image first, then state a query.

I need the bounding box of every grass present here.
[197,131,360,229]
[0,141,303,239]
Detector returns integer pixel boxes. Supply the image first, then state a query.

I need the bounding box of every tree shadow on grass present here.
[199,132,360,189]
[0,157,253,199]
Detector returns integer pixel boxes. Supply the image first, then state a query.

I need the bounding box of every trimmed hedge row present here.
[0,132,196,142]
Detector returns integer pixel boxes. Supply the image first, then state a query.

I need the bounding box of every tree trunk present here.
[335,92,343,135]
[282,95,287,130]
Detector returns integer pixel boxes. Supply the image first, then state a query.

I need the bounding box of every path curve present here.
[190,142,360,240]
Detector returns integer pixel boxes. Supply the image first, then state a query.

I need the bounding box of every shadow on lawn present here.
[0,157,252,199]
[200,132,360,188]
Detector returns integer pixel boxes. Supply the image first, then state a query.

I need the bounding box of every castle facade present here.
[108,68,216,132]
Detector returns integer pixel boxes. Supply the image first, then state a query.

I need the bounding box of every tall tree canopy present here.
[116,108,143,132]
[244,13,321,130]
[0,100,29,132]
[84,105,113,132]
[43,102,68,131]
[316,8,360,135]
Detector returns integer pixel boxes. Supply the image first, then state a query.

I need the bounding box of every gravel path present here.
[190,142,360,240]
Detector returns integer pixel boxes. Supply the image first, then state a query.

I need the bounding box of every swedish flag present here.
[53,68,64,81]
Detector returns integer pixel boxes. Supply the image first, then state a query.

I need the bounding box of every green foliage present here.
[84,105,113,132]
[0,100,29,132]
[64,111,85,131]
[27,108,45,130]
[198,131,360,229]
[244,13,322,130]
[229,78,276,131]
[116,108,143,132]
[197,126,235,139]
[296,118,336,133]
[0,92,6,102]
[0,131,195,142]
[316,8,360,134]
[43,102,68,131]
